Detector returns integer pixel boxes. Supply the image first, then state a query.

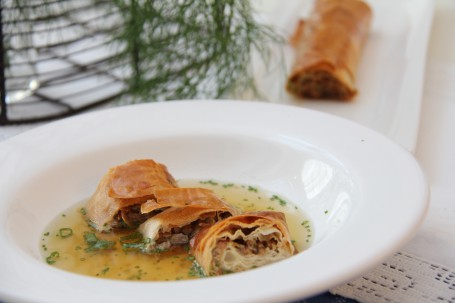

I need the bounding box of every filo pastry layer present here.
[86,159,177,231]
[190,211,296,276]
[286,0,372,100]
[139,188,240,252]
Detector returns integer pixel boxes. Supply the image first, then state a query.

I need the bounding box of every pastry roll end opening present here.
[191,211,296,276]
[287,66,357,100]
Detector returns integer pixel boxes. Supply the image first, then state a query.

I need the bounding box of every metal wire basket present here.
[0,0,126,125]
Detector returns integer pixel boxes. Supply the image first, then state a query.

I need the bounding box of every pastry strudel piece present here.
[191,211,296,275]
[139,188,239,252]
[86,159,177,231]
[286,0,372,100]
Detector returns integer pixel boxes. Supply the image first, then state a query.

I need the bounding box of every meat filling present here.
[287,70,352,100]
[110,204,163,230]
[213,230,280,259]
[153,211,232,250]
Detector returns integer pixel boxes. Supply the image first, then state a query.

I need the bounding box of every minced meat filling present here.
[288,70,351,100]
[107,205,164,231]
[155,211,233,248]
[213,228,280,258]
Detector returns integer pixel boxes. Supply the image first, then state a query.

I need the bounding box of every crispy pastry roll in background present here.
[190,211,296,276]
[86,159,177,231]
[139,188,240,252]
[286,0,372,100]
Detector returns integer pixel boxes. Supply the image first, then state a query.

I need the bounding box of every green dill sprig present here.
[109,0,284,102]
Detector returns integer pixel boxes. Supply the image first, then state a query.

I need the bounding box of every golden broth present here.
[40,180,312,281]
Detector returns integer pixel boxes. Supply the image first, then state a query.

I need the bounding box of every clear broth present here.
[40,180,312,281]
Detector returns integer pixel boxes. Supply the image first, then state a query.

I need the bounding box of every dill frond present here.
[109,0,284,102]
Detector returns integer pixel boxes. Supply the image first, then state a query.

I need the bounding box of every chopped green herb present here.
[120,232,143,243]
[270,195,287,206]
[120,232,157,253]
[199,180,219,186]
[43,232,50,236]
[247,186,258,192]
[121,240,150,252]
[61,214,66,217]
[128,267,145,280]
[59,228,73,238]
[146,246,169,254]
[86,219,100,230]
[101,267,110,275]
[79,208,87,216]
[46,251,60,265]
[222,183,234,188]
[83,232,116,252]
[189,261,206,278]
[324,210,329,214]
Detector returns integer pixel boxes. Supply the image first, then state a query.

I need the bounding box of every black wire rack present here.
[0,0,126,125]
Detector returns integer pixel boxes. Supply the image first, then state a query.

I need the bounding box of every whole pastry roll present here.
[286,0,372,100]
[86,159,177,231]
[138,188,240,252]
[190,211,296,276]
